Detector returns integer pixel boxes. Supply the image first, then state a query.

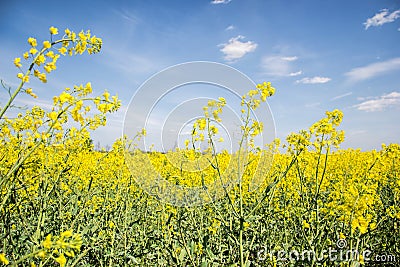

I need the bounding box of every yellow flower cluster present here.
[11,26,103,101]
[242,81,275,109]
[38,230,83,266]
[285,109,345,154]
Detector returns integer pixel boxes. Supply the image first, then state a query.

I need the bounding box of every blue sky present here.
[1,0,399,151]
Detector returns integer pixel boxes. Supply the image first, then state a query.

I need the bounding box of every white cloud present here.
[364,9,400,29]
[219,35,257,61]
[345,57,400,82]
[281,56,298,61]
[355,91,400,112]
[331,92,353,101]
[357,96,374,101]
[296,76,331,84]
[211,0,231,4]
[289,70,302,77]
[261,55,300,77]
[225,25,235,31]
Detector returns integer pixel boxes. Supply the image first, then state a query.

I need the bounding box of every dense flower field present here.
[1,27,399,266]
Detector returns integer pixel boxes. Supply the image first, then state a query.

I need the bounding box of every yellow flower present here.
[55,253,66,267]
[339,232,346,239]
[212,110,220,120]
[359,224,368,234]
[44,65,52,73]
[17,73,29,82]
[196,133,203,141]
[29,47,38,55]
[103,91,110,101]
[65,250,75,257]
[28,37,37,47]
[59,92,74,104]
[35,54,46,66]
[46,51,55,58]
[38,73,47,83]
[302,220,310,229]
[196,242,203,255]
[43,234,52,249]
[61,230,73,238]
[23,52,29,59]
[47,111,58,121]
[0,253,9,265]
[198,118,206,130]
[43,40,52,49]
[359,254,365,265]
[58,47,67,55]
[49,26,59,35]
[207,218,221,235]
[14,57,22,67]
[257,81,275,101]
[26,88,37,98]
[210,125,218,134]
[84,82,92,94]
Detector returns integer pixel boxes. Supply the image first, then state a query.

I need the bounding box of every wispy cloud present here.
[357,96,374,101]
[225,25,235,31]
[281,56,298,61]
[219,35,257,62]
[289,71,302,77]
[364,9,400,29]
[296,76,331,84]
[345,57,400,82]
[331,92,352,101]
[211,0,231,4]
[119,11,139,23]
[261,55,300,77]
[355,91,400,112]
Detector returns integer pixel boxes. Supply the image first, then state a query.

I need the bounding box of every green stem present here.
[246,149,302,219]
[239,182,244,267]
[178,215,197,266]
[11,249,45,266]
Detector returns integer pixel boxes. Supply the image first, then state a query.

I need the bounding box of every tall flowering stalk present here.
[189,82,277,266]
[0,26,120,266]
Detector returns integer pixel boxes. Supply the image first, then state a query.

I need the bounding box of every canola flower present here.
[1,27,399,266]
